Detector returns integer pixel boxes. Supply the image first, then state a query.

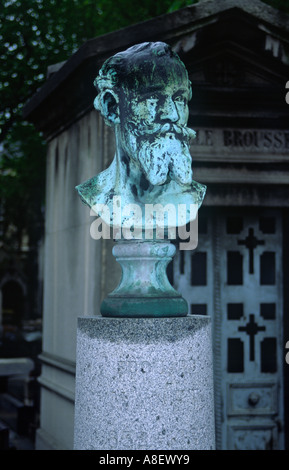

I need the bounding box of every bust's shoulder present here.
[75,176,99,208]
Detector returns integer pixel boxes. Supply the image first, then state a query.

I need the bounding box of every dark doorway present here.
[2,281,24,329]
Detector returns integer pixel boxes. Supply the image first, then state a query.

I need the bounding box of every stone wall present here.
[36,110,120,449]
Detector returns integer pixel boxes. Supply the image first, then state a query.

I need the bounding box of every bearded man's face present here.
[118,63,195,186]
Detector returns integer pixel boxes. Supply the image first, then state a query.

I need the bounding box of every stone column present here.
[74,316,215,450]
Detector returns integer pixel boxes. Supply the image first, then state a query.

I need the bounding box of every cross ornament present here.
[238,314,266,361]
[238,227,265,274]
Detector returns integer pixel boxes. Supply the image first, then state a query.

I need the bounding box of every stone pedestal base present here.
[74,316,215,450]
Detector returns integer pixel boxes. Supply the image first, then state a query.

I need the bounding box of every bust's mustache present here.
[127,121,196,143]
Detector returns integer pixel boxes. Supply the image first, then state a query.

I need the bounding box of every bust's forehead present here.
[122,54,189,96]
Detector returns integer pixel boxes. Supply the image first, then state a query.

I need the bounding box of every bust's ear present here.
[94,90,120,125]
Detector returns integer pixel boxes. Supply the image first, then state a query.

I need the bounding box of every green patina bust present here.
[76,42,206,317]
[76,42,206,232]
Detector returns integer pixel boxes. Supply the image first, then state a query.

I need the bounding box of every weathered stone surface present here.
[0,358,34,377]
[74,316,215,450]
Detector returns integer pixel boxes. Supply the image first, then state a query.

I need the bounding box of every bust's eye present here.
[174,94,186,105]
[147,93,159,101]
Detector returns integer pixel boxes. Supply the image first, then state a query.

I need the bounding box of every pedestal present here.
[100,240,188,317]
[74,316,215,450]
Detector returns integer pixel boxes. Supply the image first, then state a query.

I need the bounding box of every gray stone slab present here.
[74,315,215,450]
[0,358,34,377]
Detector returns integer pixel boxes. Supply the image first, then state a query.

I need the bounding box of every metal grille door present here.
[173,209,285,450]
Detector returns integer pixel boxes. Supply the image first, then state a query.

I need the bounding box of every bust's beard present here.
[122,123,195,186]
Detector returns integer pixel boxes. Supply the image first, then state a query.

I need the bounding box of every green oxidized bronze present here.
[76,42,206,317]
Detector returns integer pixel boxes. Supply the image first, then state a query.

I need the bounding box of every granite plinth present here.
[74,316,215,450]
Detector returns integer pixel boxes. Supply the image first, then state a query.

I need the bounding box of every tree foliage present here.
[0,0,197,144]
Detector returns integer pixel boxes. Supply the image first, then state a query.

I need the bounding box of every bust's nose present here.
[159,96,179,122]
